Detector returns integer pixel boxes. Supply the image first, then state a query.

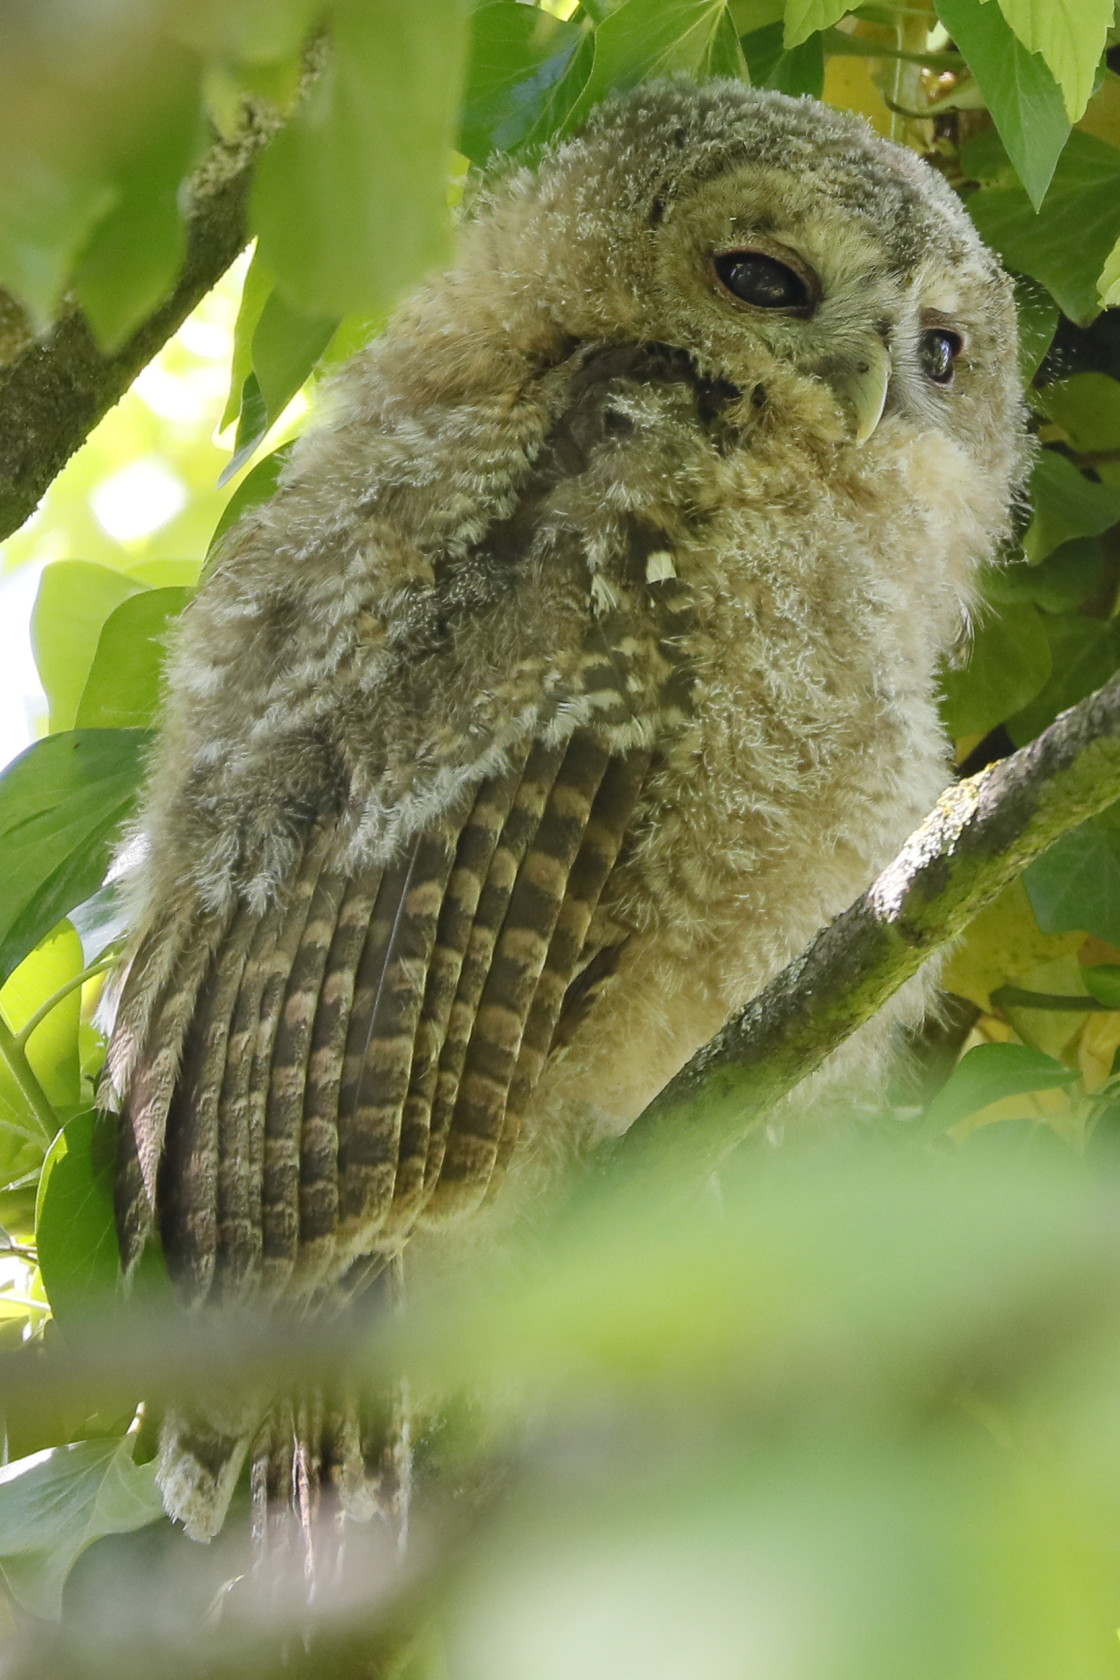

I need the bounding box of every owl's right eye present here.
[713,249,816,315]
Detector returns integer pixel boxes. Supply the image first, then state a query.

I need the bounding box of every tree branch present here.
[0,108,280,543]
[617,674,1120,1180]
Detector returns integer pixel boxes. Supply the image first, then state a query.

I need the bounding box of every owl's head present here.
[462,79,1026,501]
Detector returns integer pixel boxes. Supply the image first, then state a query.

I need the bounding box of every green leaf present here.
[31,563,145,734]
[923,1042,1079,1133]
[221,372,271,486]
[728,0,785,28]
[1038,372,1120,452]
[940,601,1052,740]
[935,0,1068,209]
[252,0,470,318]
[0,1438,162,1619]
[35,1109,120,1332]
[0,923,84,1186]
[174,0,322,64]
[1007,614,1120,744]
[783,0,848,49]
[741,22,824,95]
[0,730,149,987]
[1083,964,1120,1008]
[966,130,1120,325]
[1,921,84,1116]
[205,445,293,569]
[991,0,1112,122]
[578,0,745,112]
[219,246,273,432]
[460,2,588,165]
[1014,275,1058,379]
[251,287,338,425]
[0,167,115,329]
[1025,813,1120,945]
[70,60,204,350]
[74,588,189,731]
[982,540,1105,615]
[1099,231,1120,309]
[1022,449,1120,562]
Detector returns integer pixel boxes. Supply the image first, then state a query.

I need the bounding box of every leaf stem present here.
[0,1010,59,1142]
[15,954,116,1050]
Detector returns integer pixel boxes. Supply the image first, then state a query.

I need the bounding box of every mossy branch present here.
[616,673,1120,1181]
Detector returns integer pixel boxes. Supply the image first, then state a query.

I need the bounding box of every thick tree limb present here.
[0,111,279,543]
[617,673,1120,1180]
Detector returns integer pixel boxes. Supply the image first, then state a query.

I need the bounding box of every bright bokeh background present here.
[0,252,306,771]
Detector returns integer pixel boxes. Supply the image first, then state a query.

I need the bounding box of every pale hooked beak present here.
[832,338,892,446]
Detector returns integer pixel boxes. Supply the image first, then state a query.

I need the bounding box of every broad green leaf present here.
[783,0,848,49]
[1038,372,1120,452]
[741,22,824,96]
[990,0,1112,121]
[935,0,1068,209]
[460,2,587,164]
[728,0,784,27]
[0,1438,162,1619]
[69,883,128,968]
[0,730,149,987]
[206,445,293,566]
[1022,449,1120,562]
[74,589,189,731]
[967,130,1120,324]
[1007,615,1120,744]
[31,563,145,734]
[251,287,338,425]
[35,1109,120,1332]
[578,0,744,112]
[1083,964,1120,1008]
[982,541,1105,615]
[1014,275,1058,379]
[1,921,83,1115]
[922,1042,1078,1133]
[1100,232,1120,308]
[0,922,83,1185]
[219,246,273,432]
[252,0,470,318]
[70,60,204,351]
[221,372,271,486]
[1025,813,1120,945]
[940,601,1051,740]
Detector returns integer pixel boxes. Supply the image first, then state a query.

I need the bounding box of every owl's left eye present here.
[713,249,815,314]
[919,328,962,385]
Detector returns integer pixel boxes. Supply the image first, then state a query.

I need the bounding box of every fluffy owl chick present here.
[108,79,1026,1542]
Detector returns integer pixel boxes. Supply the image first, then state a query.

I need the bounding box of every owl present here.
[107,78,1026,1544]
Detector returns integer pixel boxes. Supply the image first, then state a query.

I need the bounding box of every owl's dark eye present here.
[713,249,815,314]
[919,328,962,385]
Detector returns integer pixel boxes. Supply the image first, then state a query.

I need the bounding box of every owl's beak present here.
[833,339,892,445]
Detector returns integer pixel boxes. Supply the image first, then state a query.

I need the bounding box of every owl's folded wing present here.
[113,726,649,1307]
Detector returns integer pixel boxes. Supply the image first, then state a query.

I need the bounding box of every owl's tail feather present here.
[156,1383,410,1593]
[249,1385,411,1597]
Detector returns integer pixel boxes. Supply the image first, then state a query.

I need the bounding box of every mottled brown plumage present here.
[106,78,1027,1542]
